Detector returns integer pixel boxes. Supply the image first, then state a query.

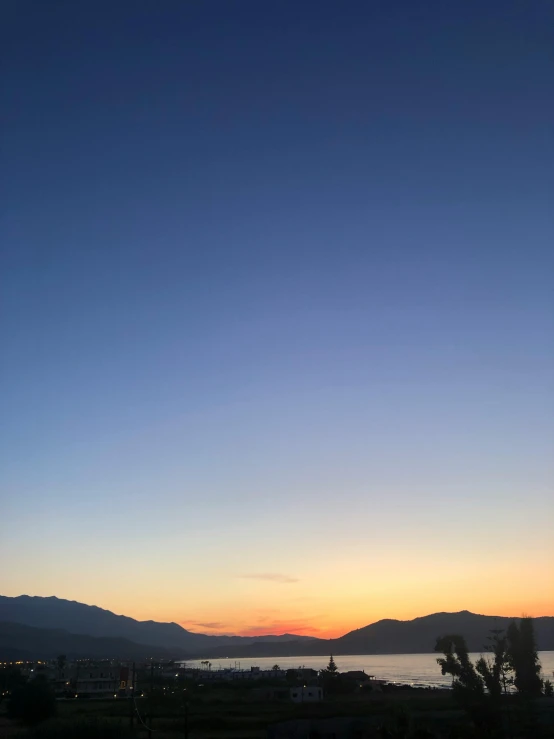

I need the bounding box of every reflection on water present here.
[181,651,554,688]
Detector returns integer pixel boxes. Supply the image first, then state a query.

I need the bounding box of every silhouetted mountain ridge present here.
[190,611,554,658]
[1,596,552,659]
[0,621,176,660]
[0,596,316,652]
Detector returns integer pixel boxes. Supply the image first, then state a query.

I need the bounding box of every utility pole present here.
[129,662,134,730]
[129,661,136,730]
[148,662,154,734]
[183,695,189,739]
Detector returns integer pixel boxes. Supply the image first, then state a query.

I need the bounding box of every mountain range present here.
[1,595,553,660]
[0,595,314,656]
[0,621,175,661]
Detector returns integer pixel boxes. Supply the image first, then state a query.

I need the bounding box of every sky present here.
[1,0,553,639]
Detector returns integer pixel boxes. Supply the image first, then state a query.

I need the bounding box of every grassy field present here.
[3,683,553,738]
[2,688,465,739]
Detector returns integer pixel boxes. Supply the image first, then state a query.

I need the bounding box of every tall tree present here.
[506,617,543,697]
[435,634,484,701]
[435,634,502,734]
[475,627,511,699]
[325,655,338,674]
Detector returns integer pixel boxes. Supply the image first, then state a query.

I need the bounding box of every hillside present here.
[0,596,318,652]
[333,611,554,654]
[0,622,176,660]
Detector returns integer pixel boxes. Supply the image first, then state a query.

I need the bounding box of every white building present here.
[289,686,323,703]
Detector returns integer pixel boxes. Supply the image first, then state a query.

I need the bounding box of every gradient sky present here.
[1,0,553,638]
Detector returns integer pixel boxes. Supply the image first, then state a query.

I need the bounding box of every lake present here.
[181,652,554,688]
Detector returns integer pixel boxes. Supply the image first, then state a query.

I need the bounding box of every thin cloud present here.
[195,621,227,630]
[239,572,299,584]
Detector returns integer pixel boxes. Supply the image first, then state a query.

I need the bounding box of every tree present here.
[435,634,484,701]
[57,654,67,675]
[506,617,543,697]
[319,656,340,696]
[475,627,511,699]
[0,666,25,706]
[271,665,281,671]
[285,669,297,684]
[435,634,503,734]
[8,674,57,725]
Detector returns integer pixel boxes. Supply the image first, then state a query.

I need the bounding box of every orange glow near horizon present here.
[2,589,552,640]
[9,567,549,641]
[174,598,554,640]
[3,503,552,639]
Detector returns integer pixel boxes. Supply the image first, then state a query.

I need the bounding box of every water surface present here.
[182,652,554,688]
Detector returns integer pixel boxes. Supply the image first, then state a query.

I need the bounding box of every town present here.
[1,657,383,703]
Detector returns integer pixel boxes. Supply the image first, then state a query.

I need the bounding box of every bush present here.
[8,675,56,725]
[24,717,131,739]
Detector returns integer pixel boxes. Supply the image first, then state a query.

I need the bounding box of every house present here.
[292,668,319,683]
[289,686,323,703]
[342,671,383,691]
[251,687,291,702]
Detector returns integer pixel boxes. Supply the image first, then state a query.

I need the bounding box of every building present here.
[342,671,383,690]
[291,668,319,684]
[188,667,287,682]
[1,660,135,700]
[289,686,323,703]
[251,687,291,702]
[74,664,133,698]
[53,662,134,698]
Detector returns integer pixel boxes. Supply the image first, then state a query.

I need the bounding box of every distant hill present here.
[0,596,318,654]
[0,622,175,660]
[333,611,554,654]
[190,611,554,659]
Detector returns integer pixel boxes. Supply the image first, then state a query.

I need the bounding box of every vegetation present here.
[0,665,26,701]
[3,661,552,739]
[506,617,543,697]
[1,621,550,739]
[436,617,548,700]
[22,717,131,739]
[7,674,57,725]
[435,634,485,701]
[475,628,510,698]
[435,618,552,738]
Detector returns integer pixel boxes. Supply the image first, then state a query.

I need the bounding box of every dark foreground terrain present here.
[2,683,554,739]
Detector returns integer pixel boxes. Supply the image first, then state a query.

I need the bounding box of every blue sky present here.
[1,0,553,634]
